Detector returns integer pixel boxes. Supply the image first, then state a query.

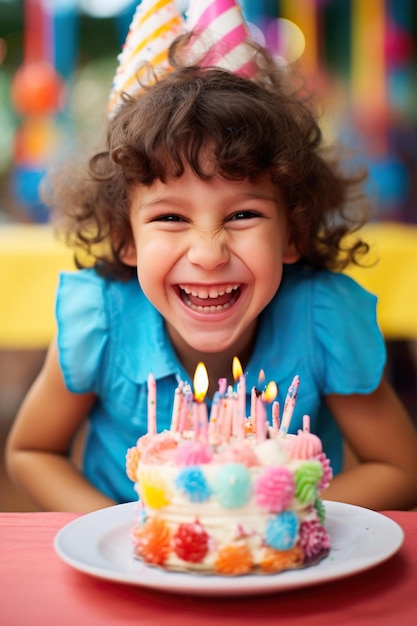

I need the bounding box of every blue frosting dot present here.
[175,466,212,502]
[213,463,251,509]
[265,511,299,550]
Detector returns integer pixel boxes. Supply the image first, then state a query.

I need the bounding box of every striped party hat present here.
[108,0,185,117]
[185,0,256,77]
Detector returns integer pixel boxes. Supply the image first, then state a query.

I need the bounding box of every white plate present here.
[54,501,404,596]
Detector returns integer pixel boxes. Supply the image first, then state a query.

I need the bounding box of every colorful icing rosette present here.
[185,0,256,77]
[108,0,185,117]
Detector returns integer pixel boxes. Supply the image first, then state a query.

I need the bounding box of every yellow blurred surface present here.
[1,222,417,348]
[0,224,75,348]
[345,222,417,339]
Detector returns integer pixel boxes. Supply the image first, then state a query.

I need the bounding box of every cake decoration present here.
[126,359,332,575]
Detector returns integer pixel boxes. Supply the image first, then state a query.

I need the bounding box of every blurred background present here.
[1,0,417,510]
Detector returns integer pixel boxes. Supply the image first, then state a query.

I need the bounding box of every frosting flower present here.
[299,518,331,559]
[260,545,304,573]
[141,432,178,463]
[173,520,209,563]
[138,468,171,509]
[175,440,213,466]
[265,511,299,550]
[294,461,323,505]
[285,430,322,459]
[214,543,253,575]
[132,516,171,566]
[212,463,252,509]
[215,441,259,467]
[317,452,333,491]
[126,446,141,482]
[254,466,295,513]
[314,498,326,525]
[175,466,212,502]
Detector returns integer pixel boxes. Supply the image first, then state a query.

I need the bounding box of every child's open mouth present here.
[177,284,241,312]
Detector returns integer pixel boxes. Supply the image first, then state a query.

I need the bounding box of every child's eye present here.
[153,214,185,222]
[228,210,261,221]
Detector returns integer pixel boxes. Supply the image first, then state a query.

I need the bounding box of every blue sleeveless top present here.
[56,265,386,503]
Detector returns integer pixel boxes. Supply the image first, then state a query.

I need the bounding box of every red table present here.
[1,510,416,626]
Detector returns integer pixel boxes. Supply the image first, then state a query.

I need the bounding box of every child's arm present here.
[5,341,115,513]
[322,377,417,510]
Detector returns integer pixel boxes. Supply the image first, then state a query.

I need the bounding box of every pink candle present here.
[256,394,267,442]
[218,378,227,395]
[280,375,300,435]
[178,384,192,433]
[272,401,280,434]
[192,361,209,440]
[147,372,157,435]
[215,378,227,433]
[170,381,184,432]
[236,374,246,439]
[221,385,234,441]
[209,391,221,438]
[250,386,257,423]
[198,401,209,443]
[192,400,199,438]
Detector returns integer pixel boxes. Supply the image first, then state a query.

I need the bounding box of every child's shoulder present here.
[280,265,376,309]
[58,268,146,307]
[57,268,152,340]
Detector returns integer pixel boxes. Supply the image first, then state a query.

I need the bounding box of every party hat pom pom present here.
[108,0,185,117]
[185,0,256,77]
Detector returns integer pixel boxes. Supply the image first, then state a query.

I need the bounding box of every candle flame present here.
[258,369,265,386]
[193,362,209,402]
[263,381,278,403]
[232,356,243,380]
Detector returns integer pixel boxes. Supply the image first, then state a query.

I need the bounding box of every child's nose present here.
[187,231,230,270]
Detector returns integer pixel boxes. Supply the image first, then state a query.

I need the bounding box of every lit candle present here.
[193,362,209,442]
[258,380,278,441]
[232,356,246,439]
[147,371,157,435]
[251,370,265,421]
[280,375,300,435]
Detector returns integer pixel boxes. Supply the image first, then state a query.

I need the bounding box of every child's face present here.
[123,165,299,358]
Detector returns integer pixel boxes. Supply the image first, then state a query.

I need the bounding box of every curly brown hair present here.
[42,36,369,281]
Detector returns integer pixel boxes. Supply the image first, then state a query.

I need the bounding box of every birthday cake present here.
[125,365,332,576]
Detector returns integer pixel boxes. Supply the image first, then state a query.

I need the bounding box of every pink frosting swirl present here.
[299,518,331,558]
[215,441,259,467]
[175,440,213,466]
[141,432,178,463]
[317,452,333,491]
[135,432,155,453]
[285,430,322,460]
[254,466,295,513]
